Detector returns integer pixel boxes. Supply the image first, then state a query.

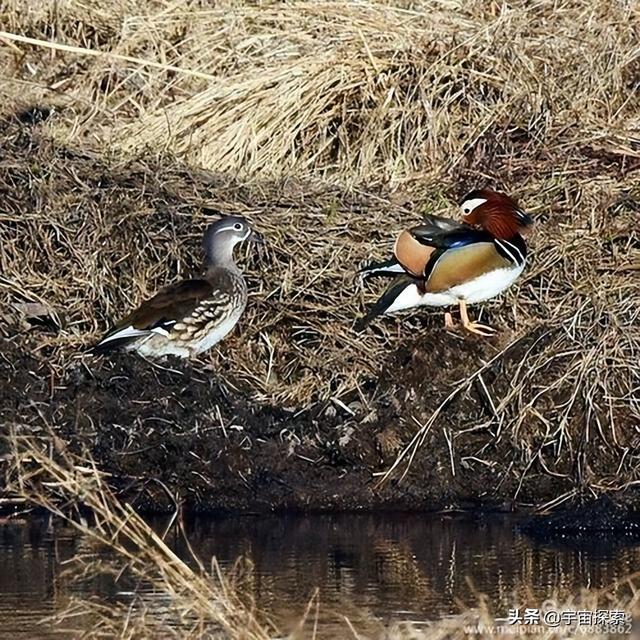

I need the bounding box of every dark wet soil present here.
[1,335,636,514]
[520,496,640,551]
[0,338,454,512]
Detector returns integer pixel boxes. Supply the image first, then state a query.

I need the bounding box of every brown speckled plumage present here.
[92,217,256,358]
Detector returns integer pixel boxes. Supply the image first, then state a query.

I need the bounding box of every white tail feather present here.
[96,325,149,347]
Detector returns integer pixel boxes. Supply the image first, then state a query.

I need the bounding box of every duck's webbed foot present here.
[458,300,496,337]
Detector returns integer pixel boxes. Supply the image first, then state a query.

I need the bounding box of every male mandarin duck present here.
[358,189,534,336]
[92,216,262,358]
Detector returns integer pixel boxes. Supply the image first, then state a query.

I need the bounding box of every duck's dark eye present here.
[234,223,242,230]
[463,208,470,214]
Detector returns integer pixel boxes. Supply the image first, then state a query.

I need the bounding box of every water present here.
[0,513,638,638]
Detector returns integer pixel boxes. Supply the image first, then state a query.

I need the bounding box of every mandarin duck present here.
[358,189,533,335]
[92,216,261,358]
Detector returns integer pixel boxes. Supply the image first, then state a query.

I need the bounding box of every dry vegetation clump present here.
[8,432,275,639]
[0,1,639,507]
[1,1,639,183]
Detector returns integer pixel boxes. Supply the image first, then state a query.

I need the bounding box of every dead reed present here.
[2,2,639,183]
[7,429,274,639]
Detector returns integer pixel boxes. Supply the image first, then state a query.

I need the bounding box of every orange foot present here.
[444,312,455,329]
[458,300,496,337]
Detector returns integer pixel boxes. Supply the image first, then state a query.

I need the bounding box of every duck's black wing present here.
[355,274,419,330]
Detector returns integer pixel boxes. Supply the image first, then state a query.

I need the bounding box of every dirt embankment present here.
[1,119,639,513]
[1,332,557,513]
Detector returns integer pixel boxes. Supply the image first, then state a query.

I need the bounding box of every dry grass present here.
[0,1,639,500]
[8,430,275,639]
[2,2,639,183]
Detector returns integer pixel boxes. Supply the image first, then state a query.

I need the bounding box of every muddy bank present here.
[1,338,475,512]
[1,336,637,514]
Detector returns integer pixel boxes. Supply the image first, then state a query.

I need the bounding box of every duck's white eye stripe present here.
[461,197,487,212]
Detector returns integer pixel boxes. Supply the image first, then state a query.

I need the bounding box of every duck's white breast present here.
[384,263,524,315]
[448,263,524,304]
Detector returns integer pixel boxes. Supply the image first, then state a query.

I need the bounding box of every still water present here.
[0,513,638,638]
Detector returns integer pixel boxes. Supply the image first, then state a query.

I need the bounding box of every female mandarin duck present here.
[358,189,534,336]
[92,217,261,358]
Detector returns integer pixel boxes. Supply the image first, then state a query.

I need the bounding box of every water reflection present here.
[0,513,638,637]
[0,517,66,638]
[168,514,640,632]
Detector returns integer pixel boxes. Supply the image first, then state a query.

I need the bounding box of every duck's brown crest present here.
[462,189,533,239]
